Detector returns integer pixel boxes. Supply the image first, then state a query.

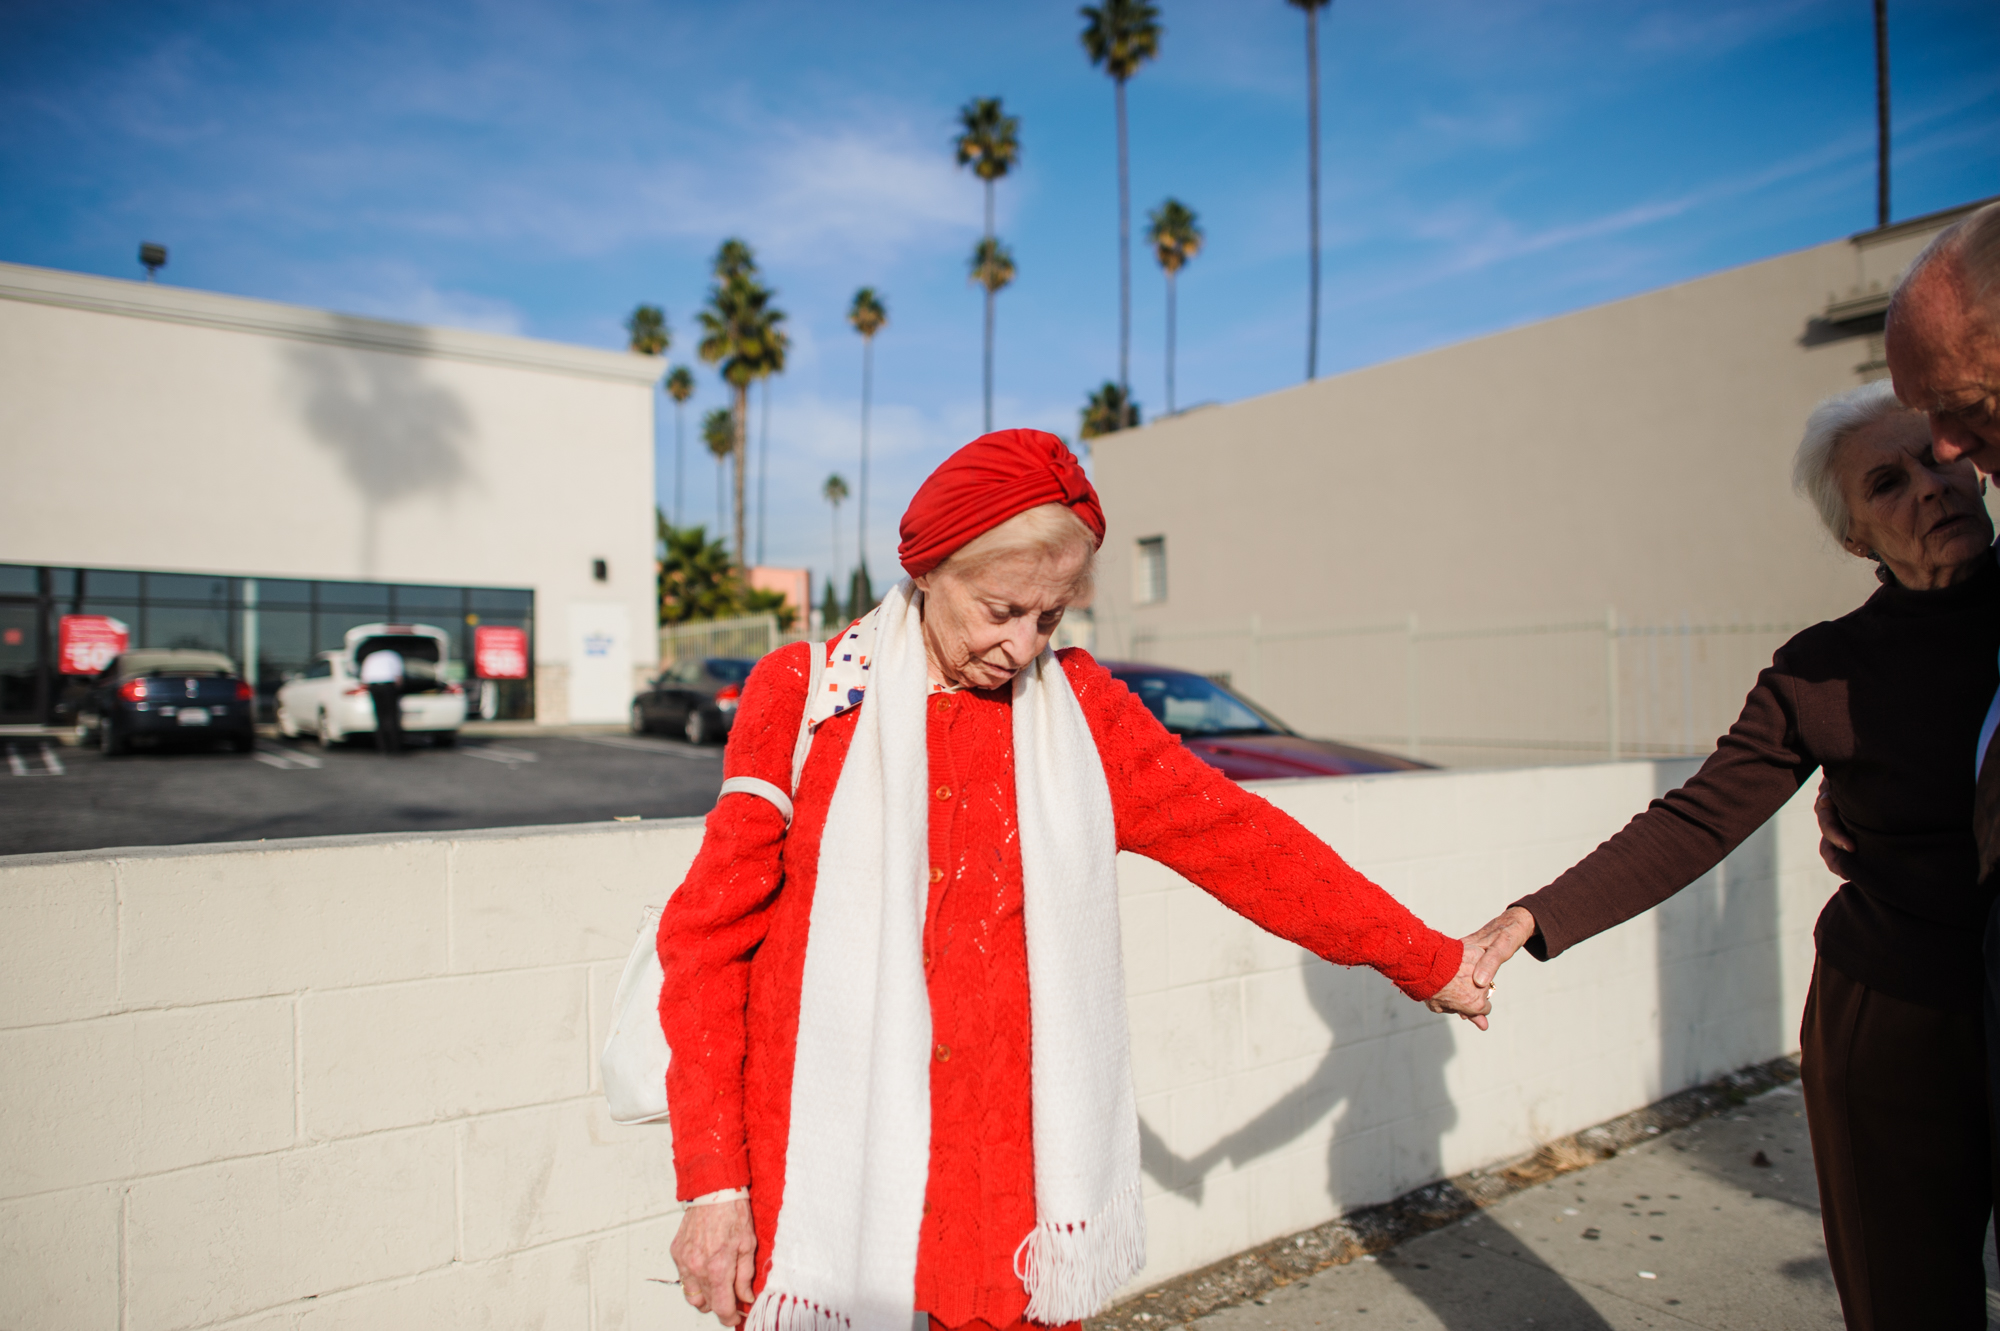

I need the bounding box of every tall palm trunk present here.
[1305,1,1322,380]
[1874,0,1890,227]
[859,336,873,577]
[731,383,749,572]
[1165,268,1177,415]
[1116,77,1131,396]
[756,381,769,567]
[829,503,841,606]
[673,402,685,527]
[982,178,996,432]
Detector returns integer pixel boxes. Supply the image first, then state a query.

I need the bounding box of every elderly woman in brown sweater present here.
[1466,381,1998,1331]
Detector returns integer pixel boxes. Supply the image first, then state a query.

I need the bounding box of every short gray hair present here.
[1793,380,1908,540]
[1889,200,2000,323]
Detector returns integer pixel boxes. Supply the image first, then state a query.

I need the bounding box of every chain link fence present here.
[658,613,812,668]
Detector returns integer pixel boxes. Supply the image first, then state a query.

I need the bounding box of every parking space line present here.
[461,744,539,765]
[6,742,65,777]
[575,735,721,760]
[254,745,325,771]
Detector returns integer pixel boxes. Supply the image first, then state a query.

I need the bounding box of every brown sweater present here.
[1516,558,2000,1010]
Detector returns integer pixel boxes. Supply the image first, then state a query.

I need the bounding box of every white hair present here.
[1793,380,1909,541]
[935,503,1098,599]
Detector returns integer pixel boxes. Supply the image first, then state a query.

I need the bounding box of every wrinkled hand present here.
[670,1198,757,1326]
[1814,779,1857,880]
[1425,943,1494,1030]
[1465,905,1537,989]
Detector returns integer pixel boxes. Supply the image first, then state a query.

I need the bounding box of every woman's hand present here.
[1814,779,1857,880]
[1424,943,1494,1030]
[1464,906,1537,988]
[671,1198,757,1326]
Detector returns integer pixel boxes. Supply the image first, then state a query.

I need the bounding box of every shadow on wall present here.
[287,322,476,577]
[1137,964,1614,1329]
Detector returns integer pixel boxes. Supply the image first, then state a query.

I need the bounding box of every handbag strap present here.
[715,639,823,827]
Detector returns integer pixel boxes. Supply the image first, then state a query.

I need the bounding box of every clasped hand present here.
[1425,905,1538,1030]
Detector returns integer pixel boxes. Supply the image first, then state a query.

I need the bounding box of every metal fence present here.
[1129,610,1811,768]
[659,613,813,667]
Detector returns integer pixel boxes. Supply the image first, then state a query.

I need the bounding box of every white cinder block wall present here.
[0,761,1832,1330]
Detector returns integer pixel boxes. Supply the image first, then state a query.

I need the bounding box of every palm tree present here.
[968,238,1016,432]
[1080,0,1162,400]
[822,472,849,620]
[955,97,1021,429]
[1148,199,1203,415]
[847,288,887,578]
[702,406,735,552]
[1288,0,1331,379]
[625,304,670,356]
[697,239,789,571]
[657,520,740,625]
[665,365,694,526]
[1079,381,1140,440]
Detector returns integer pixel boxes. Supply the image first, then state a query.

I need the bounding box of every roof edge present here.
[0,261,664,385]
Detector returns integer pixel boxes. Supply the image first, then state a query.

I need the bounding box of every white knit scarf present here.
[747,579,1143,1331]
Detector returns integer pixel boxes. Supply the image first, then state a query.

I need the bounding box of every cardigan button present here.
[929,866,944,884]
[934,785,952,801]
[936,697,953,712]
[934,1043,951,1062]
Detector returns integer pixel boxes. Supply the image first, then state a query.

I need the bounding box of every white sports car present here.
[275,623,468,747]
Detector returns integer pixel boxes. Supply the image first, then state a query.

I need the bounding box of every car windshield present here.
[1113,670,1286,737]
[704,659,755,684]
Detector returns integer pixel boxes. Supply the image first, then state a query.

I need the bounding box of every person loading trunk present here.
[359,647,405,754]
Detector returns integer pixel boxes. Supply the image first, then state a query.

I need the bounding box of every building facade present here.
[1089,197,1997,768]
[0,262,662,726]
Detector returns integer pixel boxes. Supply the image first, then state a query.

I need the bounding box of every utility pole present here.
[1874,0,1890,228]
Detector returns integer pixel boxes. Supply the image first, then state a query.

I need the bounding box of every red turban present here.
[897,429,1106,578]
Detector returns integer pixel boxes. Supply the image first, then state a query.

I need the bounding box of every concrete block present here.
[1127,982,1244,1100]
[121,840,448,1006]
[302,968,587,1139]
[1244,1140,1339,1243]
[585,1216,710,1331]
[588,959,625,1095]
[459,1099,680,1261]
[0,998,295,1197]
[295,1242,591,1331]
[1165,886,1302,988]
[450,826,694,974]
[125,1126,455,1329]
[1117,889,1169,998]
[0,1183,119,1331]
[0,856,118,1028]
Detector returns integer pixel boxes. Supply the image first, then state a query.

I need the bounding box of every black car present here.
[631,656,755,744]
[77,649,257,755]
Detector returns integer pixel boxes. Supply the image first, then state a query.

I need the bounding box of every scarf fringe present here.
[1013,1179,1147,1324]
[745,1290,853,1331]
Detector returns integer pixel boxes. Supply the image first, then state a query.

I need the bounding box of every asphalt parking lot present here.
[0,728,725,856]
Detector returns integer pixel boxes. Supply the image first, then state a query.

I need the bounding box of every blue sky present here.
[3,0,1997,589]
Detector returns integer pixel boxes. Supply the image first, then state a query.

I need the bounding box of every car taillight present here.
[236,681,254,701]
[344,686,368,696]
[714,684,741,713]
[444,683,463,695]
[119,678,147,701]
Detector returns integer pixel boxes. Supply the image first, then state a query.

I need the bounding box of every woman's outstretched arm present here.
[1060,650,1478,1011]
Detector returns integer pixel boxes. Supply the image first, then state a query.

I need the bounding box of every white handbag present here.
[600,645,823,1125]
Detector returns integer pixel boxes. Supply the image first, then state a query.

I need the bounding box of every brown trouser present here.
[1800,958,1994,1330]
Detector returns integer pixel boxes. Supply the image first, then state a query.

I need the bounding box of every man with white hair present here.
[1884,201,2000,1276]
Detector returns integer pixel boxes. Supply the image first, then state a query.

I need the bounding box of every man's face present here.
[1886,258,2000,474]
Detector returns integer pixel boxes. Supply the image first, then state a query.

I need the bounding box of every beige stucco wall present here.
[0,263,662,720]
[1089,201,1996,766]
[0,760,1832,1328]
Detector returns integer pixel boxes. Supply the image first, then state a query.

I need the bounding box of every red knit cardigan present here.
[658,643,1460,1327]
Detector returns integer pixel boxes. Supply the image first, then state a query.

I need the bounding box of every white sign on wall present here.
[567,601,632,724]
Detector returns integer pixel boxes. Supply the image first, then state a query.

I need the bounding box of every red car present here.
[1102,662,1431,782]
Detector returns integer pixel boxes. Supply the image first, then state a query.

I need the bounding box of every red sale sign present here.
[474,625,529,680]
[59,615,129,675]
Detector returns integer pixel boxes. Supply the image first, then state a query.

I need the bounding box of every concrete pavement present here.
[1137,1081,1998,1330]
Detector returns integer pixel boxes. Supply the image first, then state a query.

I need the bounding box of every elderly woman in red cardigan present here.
[659,430,1492,1331]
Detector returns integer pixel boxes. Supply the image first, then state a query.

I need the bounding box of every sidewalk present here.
[1102,1070,1999,1331]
